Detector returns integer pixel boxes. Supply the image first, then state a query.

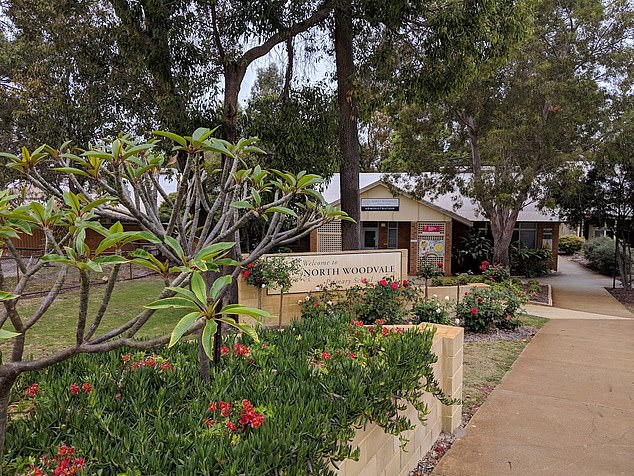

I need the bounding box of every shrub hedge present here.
[6,314,448,476]
[558,235,585,255]
[583,237,616,275]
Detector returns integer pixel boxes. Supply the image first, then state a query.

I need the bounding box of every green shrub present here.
[6,314,449,476]
[342,277,419,325]
[558,235,585,255]
[480,261,511,282]
[411,297,453,325]
[583,237,616,275]
[431,276,456,286]
[456,283,526,333]
[510,243,553,277]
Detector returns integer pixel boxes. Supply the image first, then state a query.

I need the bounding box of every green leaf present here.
[190,272,207,303]
[85,260,103,273]
[164,236,185,261]
[265,206,298,218]
[92,255,129,265]
[53,167,91,177]
[153,130,187,147]
[169,311,201,347]
[0,329,20,340]
[236,322,260,343]
[145,297,199,310]
[166,286,203,306]
[210,275,231,300]
[219,304,272,320]
[194,242,235,261]
[201,320,218,359]
[231,201,254,210]
[0,291,20,301]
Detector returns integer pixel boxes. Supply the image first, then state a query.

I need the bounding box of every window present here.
[387,222,398,249]
[512,223,537,249]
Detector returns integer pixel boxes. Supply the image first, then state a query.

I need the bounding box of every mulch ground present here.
[410,325,540,476]
[606,287,634,314]
[527,284,549,304]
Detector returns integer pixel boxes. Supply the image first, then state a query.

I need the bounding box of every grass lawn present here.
[461,314,548,420]
[2,277,185,358]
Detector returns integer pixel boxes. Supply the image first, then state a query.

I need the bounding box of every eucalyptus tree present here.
[332,0,534,249]
[387,0,634,267]
[0,129,348,457]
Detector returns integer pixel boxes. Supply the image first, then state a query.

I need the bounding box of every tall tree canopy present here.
[386,0,634,266]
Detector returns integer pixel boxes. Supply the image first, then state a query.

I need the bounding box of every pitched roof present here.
[321,173,560,223]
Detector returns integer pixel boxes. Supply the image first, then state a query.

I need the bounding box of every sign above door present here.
[361,198,400,211]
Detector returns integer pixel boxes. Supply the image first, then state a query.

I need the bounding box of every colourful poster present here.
[419,239,445,257]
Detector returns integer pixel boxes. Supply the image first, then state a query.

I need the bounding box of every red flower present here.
[57,443,74,457]
[25,383,39,397]
[69,384,80,396]
[226,421,238,432]
[464,292,469,296]
[203,418,217,428]
[379,279,387,287]
[320,351,332,361]
[234,343,250,356]
[313,302,318,307]
[219,401,231,417]
[121,354,131,362]
[243,270,251,279]
[82,383,92,394]
[390,282,399,290]
[437,262,443,268]
[351,320,364,327]
[480,260,490,271]
[349,352,357,359]
[381,327,389,337]
[471,307,478,315]
[489,277,495,281]
[532,291,538,297]
[375,319,385,325]
[209,402,217,412]
[145,356,157,367]
[247,263,253,268]
[361,277,367,284]
[477,297,483,303]
[220,346,230,356]
[402,279,409,287]
[336,349,343,355]
[160,361,174,372]
[396,327,404,334]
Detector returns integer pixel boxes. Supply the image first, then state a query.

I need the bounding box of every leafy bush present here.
[583,237,616,275]
[343,277,419,324]
[455,230,493,272]
[510,243,553,277]
[411,297,453,325]
[456,283,526,333]
[480,261,511,282]
[558,235,585,255]
[6,314,449,475]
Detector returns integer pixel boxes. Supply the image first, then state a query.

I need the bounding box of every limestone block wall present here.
[335,323,463,476]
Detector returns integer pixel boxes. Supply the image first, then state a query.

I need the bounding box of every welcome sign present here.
[266,250,405,295]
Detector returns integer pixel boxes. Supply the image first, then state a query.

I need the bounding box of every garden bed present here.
[6,315,459,476]
[526,283,550,305]
[606,287,634,314]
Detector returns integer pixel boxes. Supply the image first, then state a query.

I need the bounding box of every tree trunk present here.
[223,62,247,143]
[335,2,361,250]
[0,373,17,461]
[489,209,519,268]
[278,291,284,328]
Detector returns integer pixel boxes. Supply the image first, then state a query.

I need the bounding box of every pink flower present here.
[379,279,387,287]
[361,277,367,284]
[471,307,478,315]
[390,282,399,290]
[532,291,538,297]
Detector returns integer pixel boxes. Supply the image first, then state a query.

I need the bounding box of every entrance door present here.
[362,226,378,249]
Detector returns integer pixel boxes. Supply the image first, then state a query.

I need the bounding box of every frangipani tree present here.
[0,128,349,458]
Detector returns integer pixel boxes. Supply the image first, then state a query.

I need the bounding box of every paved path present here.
[535,257,632,318]
[433,258,634,476]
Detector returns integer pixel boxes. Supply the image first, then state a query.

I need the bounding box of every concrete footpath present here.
[433,258,634,476]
